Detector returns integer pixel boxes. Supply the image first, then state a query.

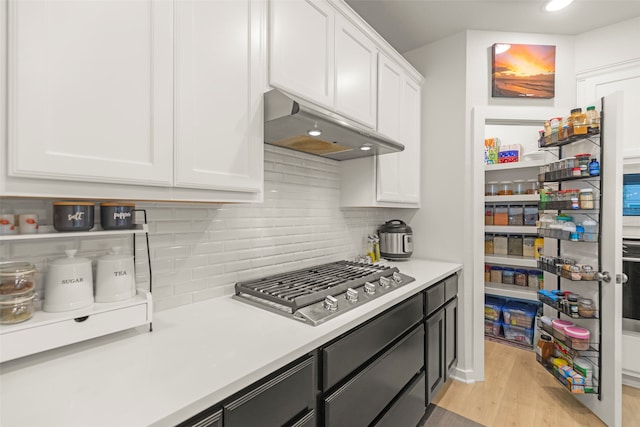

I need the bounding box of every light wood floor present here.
[432,340,640,426]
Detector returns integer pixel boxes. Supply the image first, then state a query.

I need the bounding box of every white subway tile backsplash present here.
[1,146,401,311]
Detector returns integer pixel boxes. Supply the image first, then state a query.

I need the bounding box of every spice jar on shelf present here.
[514,269,528,286]
[502,268,515,285]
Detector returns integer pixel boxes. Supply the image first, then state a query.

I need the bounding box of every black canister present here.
[53,202,95,231]
[100,202,135,230]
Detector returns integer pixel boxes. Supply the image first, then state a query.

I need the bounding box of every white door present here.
[174,0,263,192]
[574,92,624,426]
[269,0,334,109]
[7,0,173,185]
[334,13,377,129]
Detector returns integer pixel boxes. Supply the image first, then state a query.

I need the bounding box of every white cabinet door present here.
[174,0,263,192]
[376,68,420,205]
[377,54,402,141]
[397,78,421,204]
[334,14,377,128]
[269,0,334,109]
[7,0,173,186]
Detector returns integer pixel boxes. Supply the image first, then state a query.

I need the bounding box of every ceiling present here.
[344,0,640,53]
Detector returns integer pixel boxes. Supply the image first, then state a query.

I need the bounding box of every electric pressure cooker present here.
[378,219,413,261]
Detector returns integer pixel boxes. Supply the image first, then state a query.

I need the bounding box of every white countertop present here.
[0,258,461,427]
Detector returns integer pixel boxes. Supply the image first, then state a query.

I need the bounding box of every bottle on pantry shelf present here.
[586,106,600,133]
[536,334,554,367]
[572,108,589,135]
[582,218,598,242]
[575,154,591,177]
[570,190,580,210]
[589,158,600,176]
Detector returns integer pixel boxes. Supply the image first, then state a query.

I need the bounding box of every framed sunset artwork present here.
[491,43,556,98]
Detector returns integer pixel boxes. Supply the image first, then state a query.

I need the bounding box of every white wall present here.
[574,16,640,73]
[404,32,472,380]
[0,145,399,311]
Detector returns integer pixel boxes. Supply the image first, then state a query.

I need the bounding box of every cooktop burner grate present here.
[235,260,398,312]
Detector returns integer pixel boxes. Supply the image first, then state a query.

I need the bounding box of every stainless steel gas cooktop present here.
[234,260,415,326]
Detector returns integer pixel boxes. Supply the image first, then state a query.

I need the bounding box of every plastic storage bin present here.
[485,296,506,321]
[502,301,538,328]
[484,319,502,337]
[503,323,534,345]
[508,205,524,225]
[494,206,509,226]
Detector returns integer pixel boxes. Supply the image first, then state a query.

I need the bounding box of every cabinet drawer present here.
[323,325,424,427]
[0,296,151,362]
[224,355,315,427]
[179,408,222,427]
[425,281,445,317]
[322,293,423,390]
[444,274,458,303]
[374,371,426,427]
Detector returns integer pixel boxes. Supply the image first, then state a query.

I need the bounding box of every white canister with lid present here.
[95,247,136,303]
[44,250,94,312]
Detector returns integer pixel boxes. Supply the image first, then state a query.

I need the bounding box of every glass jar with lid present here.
[513,180,526,195]
[499,181,513,196]
[525,179,539,195]
[576,154,591,177]
[579,189,595,209]
[0,261,38,324]
[578,298,596,317]
[502,268,515,285]
[485,181,499,196]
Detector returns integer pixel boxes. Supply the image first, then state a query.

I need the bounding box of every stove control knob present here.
[379,276,391,289]
[324,295,338,311]
[392,272,403,284]
[364,281,376,295]
[346,287,359,303]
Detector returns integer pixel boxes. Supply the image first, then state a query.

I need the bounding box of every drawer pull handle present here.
[74,316,89,323]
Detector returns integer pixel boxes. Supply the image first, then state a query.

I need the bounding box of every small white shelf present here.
[485,282,538,301]
[485,194,540,203]
[0,224,148,241]
[0,288,152,363]
[485,255,538,268]
[485,159,545,172]
[485,225,538,234]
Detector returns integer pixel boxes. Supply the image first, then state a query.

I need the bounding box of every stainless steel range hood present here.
[264,89,404,161]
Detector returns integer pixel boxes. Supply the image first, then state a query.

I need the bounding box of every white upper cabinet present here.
[269,0,335,109]
[174,0,263,193]
[334,13,377,128]
[7,0,173,186]
[269,0,377,128]
[341,55,422,208]
[376,67,420,205]
[4,0,264,202]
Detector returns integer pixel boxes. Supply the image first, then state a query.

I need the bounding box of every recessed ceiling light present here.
[544,0,573,12]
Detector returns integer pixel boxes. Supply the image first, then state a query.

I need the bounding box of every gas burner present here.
[234,260,414,325]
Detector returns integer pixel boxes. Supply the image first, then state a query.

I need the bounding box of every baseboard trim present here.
[622,372,640,389]
[449,366,477,384]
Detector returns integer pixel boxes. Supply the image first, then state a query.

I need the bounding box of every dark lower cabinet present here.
[323,325,424,427]
[444,297,458,380]
[180,408,223,427]
[425,308,445,403]
[374,371,426,427]
[223,354,315,427]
